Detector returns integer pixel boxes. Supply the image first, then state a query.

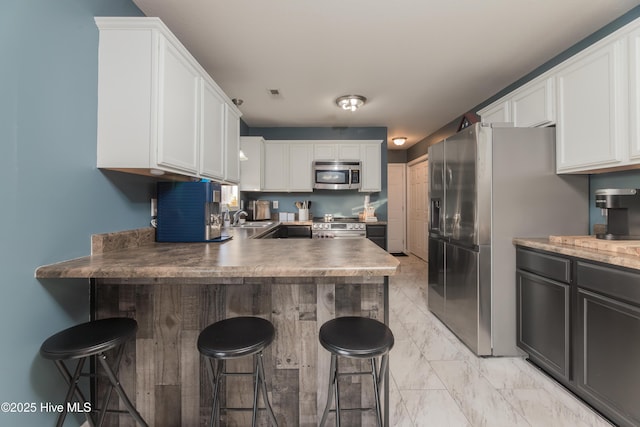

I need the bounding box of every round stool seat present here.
[40,318,138,360]
[198,316,275,359]
[319,316,394,358]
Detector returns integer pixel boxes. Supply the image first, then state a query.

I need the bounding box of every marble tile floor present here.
[388,254,613,427]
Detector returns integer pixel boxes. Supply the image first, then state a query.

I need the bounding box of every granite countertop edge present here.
[513,237,640,271]
[36,227,399,280]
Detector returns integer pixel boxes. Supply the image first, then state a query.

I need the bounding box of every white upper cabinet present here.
[224,105,241,183]
[479,100,510,125]
[262,141,313,192]
[630,26,640,162]
[312,142,360,160]
[200,77,225,180]
[477,16,640,174]
[478,77,555,128]
[288,143,314,192]
[512,77,555,127]
[156,36,200,174]
[313,144,336,160]
[555,39,626,173]
[240,137,264,191]
[338,144,361,160]
[359,142,382,192]
[95,17,241,180]
[263,141,290,192]
[259,140,381,193]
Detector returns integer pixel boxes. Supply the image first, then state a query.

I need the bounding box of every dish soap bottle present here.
[222,204,231,228]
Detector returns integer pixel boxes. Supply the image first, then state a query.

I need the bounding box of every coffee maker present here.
[595,188,640,240]
[156,181,222,242]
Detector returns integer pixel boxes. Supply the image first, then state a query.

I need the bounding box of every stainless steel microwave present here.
[313,160,361,190]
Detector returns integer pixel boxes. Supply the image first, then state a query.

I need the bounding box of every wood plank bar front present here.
[92,276,388,427]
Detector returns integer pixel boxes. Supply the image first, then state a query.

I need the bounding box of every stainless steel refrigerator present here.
[428,123,588,356]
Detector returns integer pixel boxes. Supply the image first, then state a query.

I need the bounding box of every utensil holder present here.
[298,208,309,221]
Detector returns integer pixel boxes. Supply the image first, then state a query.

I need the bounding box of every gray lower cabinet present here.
[516,269,570,383]
[366,224,386,250]
[516,247,640,427]
[576,261,640,427]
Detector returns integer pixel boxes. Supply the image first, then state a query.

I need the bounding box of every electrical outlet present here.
[273,200,279,209]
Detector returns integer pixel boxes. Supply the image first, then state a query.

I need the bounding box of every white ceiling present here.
[132,0,639,149]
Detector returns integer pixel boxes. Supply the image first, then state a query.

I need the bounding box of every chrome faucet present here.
[233,210,248,225]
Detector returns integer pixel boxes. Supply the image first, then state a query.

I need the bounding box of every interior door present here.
[408,159,428,260]
[387,163,406,253]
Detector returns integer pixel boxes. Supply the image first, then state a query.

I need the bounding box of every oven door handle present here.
[331,233,367,239]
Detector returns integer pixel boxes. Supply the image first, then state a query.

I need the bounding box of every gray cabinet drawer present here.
[366,225,386,238]
[577,261,640,306]
[516,248,571,283]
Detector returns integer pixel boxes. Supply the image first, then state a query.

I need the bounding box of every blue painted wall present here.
[0,1,149,425]
[244,127,389,220]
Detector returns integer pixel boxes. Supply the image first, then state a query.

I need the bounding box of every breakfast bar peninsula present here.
[36,227,399,427]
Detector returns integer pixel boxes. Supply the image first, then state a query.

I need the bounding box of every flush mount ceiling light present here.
[392,137,407,146]
[232,98,243,106]
[336,95,366,112]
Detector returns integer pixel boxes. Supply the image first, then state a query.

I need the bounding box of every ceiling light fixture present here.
[239,149,248,161]
[392,137,407,146]
[336,95,366,112]
[232,98,243,106]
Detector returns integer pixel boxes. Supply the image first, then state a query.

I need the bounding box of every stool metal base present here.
[319,353,389,427]
[204,351,278,427]
[52,344,147,427]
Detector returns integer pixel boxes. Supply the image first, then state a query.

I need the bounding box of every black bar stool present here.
[197,316,278,427]
[39,317,147,427]
[319,316,394,427]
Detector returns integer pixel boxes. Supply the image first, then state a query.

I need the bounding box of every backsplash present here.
[589,170,640,233]
[242,190,386,220]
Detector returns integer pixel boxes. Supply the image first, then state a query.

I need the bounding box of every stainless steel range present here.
[312,217,366,239]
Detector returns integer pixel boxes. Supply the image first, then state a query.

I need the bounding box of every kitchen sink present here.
[236,221,274,228]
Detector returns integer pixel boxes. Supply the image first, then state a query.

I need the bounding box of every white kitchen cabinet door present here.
[263,142,289,191]
[96,18,242,181]
[156,37,200,174]
[630,27,640,162]
[288,143,313,192]
[360,142,382,192]
[338,144,361,160]
[240,137,264,191]
[224,104,241,183]
[555,39,626,173]
[200,78,225,180]
[478,100,510,124]
[313,144,336,160]
[313,141,367,161]
[512,77,555,127]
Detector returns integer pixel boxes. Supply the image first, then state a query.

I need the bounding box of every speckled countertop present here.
[36,225,399,279]
[514,237,640,271]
